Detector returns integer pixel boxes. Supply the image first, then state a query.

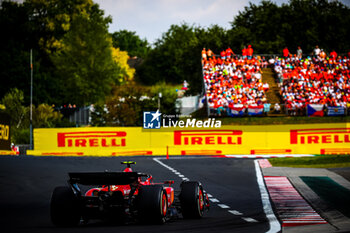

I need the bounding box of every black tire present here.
[180,181,205,219]
[138,185,168,224]
[50,186,81,227]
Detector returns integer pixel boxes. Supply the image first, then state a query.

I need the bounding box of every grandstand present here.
[275,55,350,116]
[202,48,350,117]
[202,48,273,117]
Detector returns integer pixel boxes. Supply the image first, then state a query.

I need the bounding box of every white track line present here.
[229,210,243,215]
[209,198,220,203]
[153,157,259,224]
[254,160,281,233]
[242,217,259,223]
[218,204,230,209]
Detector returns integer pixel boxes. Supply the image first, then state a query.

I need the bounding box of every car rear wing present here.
[68,172,149,186]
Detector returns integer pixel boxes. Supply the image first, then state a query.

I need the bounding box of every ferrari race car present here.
[50,161,209,226]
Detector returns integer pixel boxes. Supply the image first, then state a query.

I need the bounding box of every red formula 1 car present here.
[50,161,209,226]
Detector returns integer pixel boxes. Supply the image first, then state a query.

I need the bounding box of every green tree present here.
[33,103,62,128]
[138,24,197,88]
[111,47,135,84]
[229,1,285,53]
[104,84,157,126]
[0,2,32,103]
[229,0,350,54]
[0,0,121,106]
[197,25,230,53]
[111,30,150,58]
[90,103,108,126]
[25,0,98,53]
[138,23,229,94]
[1,88,65,143]
[284,0,350,52]
[150,82,178,114]
[1,88,29,144]
[90,83,178,126]
[51,12,120,106]
[1,88,28,129]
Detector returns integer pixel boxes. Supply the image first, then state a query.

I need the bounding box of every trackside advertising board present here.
[27,123,350,156]
[0,112,11,151]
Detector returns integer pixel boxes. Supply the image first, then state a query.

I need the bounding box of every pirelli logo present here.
[57,131,126,147]
[290,128,350,144]
[174,130,242,145]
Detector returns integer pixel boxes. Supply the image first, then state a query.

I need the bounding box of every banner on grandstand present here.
[228,106,245,117]
[327,106,345,116]
[0,112,11,150]
[307,104,324,117]
[247,105,264,116]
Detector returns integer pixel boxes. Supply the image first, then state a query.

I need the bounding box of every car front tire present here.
[180,181,205,219]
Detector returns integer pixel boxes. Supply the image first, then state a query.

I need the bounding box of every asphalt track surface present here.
[0,156,271,233]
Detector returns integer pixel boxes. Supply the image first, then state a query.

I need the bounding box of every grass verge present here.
[301,176,350,218]
[269,154,350,168]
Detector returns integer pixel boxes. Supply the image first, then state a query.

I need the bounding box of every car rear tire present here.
[138,185,168,224]
[50,186,81,227]
[180,181,205,219]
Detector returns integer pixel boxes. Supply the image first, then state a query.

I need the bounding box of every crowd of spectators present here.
[202,45,350,117]
[202,47,269,115]
[274,46,350,115]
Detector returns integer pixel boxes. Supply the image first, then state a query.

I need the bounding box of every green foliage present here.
[229,0,350,53]
[0,2,32,104]
[51,12,119,105]
[111,30,150,58]
[90,83,178,126]
[111,47,135,83]
[138,23,229,94]
[12,128,30,144]
[150,82,178,114]
[33,104,62,128]
[105,84,156,126]
[1,88,28,128]
[269,154,350,168]
[0,0,127,106]
[90,103,108,126]
[54,118,76,128]
[1,89,65,143]
[25,0,98,53]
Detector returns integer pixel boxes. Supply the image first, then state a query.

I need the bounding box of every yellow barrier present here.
[26,123,350,156]
[0,150,17,155]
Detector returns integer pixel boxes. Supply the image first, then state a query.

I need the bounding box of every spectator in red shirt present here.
[226,47,234,59]
[242,46,247,59]
[330,50,337,60]
[247,45,253,60]
[220,50,226,60]
[283,47,289,58]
